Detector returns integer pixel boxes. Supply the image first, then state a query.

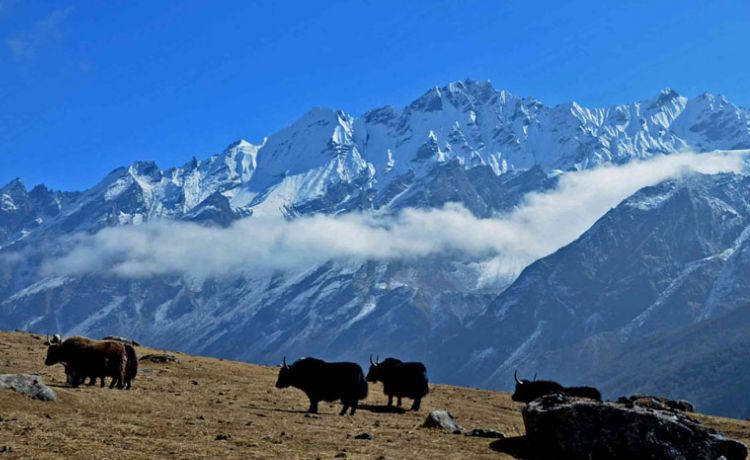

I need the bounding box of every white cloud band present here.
[42,151,746,281]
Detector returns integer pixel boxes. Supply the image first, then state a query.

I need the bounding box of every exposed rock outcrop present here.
[521,394,746,460]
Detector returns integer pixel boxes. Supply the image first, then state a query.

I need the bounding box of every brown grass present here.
[0,331,747,459]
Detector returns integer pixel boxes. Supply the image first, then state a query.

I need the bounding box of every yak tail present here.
[125,344,138,381]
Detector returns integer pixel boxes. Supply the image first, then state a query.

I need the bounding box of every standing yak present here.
[366,356,429,410]
[275,357,368,415]
[44,335,129,389]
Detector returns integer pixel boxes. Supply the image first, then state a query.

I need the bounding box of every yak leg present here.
[339,404,349,416]
[387,395,393,407]
[87,376,96,386]
[308,399,319,414]
[397,397,402,407]
[349,400,358,415]
[411,398,421,411]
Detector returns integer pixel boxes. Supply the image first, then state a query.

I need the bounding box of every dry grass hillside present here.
[0,331,748,459]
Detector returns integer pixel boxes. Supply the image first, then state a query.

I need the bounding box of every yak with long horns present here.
[275,357,368,415]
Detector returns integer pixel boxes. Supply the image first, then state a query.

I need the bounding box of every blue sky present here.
[1,0,748,191]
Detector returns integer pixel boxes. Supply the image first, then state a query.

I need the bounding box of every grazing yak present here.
[275,357,368,415]
[512,370,601,403]
[366,356,429,410]
[45,335,131,389]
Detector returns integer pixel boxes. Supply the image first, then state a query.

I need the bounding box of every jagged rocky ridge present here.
[2,80,750,417]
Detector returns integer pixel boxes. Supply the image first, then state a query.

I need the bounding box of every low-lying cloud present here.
[42,151,746,282]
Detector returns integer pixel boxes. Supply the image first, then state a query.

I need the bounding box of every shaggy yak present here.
[45,335,130,389]
[366,356,429,410]
[275,357,368,415]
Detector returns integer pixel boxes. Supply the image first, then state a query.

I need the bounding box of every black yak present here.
[366,356,429,410]
[45,335,128,389]
[275,357,368,415]
[512,370,601,403]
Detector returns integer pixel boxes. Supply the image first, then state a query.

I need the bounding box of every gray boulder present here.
[0,374,56,401]
[523,394,747,460]
[101,336,141,346]
[422,410,462,434]
[616,394,695,413]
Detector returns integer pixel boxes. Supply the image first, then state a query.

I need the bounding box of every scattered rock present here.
[303,414,320,419]
[466,428,504,439]
[422,410,463,434]
[191,380,199,385]
[522,393,747,460]
[139,354,180,364]
[616,394,695,413]
[354,432,373,440]
[334,453,347,458]
[101,336,141,346]
[0,446,12,453]
[0,374,56,401]
[215,434,231,441]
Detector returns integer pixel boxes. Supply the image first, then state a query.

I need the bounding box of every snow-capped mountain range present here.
[3,80,750,417]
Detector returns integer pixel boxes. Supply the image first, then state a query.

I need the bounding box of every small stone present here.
[0,446,12,453]
[354,432,373,440]
[191,380,199,385]
[215,434,231,441]
[334,453,347,458]
[422,410,463,434]
[466,428,504,439]
[304,413,320,419]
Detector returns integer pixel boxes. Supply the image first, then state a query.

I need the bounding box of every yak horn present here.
[282,356,287,368]
[514,369,522,385]
[369,354,374,365]
[376,355,380,364]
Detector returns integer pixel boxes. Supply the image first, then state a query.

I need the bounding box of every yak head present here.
[366,356,403,382]
[44,343,63,366]
[511,370,562,403]
[512,370,562,403]
[366,355,382,383]
[275,357,293,388]
[44,334,64,365]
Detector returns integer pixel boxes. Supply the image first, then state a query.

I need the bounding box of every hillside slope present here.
[0,331,527,459]
[1,331,748,459]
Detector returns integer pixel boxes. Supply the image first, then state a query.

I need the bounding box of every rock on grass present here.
[422,410,462,434]
[0,374,56,401]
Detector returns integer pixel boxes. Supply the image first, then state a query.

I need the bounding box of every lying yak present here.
[366,356,429,410]
[512,370,601,403]
[275,357,368,415]
[45,335,129,389]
